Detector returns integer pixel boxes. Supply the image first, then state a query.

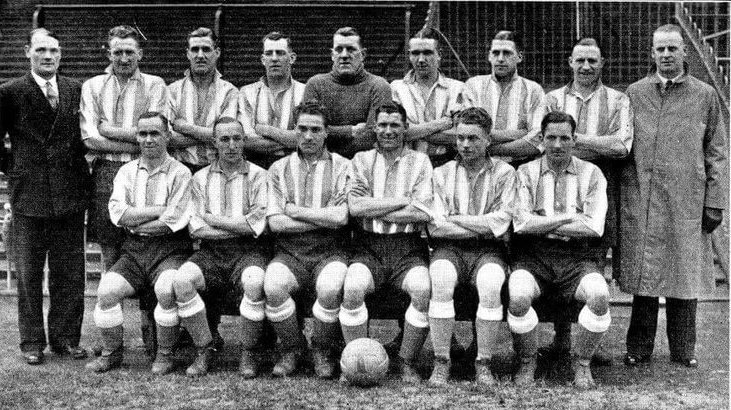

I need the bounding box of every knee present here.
[241,266,265,301]
[154,270,177,307]
[263,264,292,305]
[578,273,609,315]
[316,263,346,308]
[508,269,537,316]
[429,259,458,301]
[96,276,126,309]
[475,263,505,303]
[508,295,533,317]
[342,263,371,308]
[405,267,431,307]
[172,270,199,301]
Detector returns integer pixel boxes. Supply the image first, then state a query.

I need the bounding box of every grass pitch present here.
[0,297,727,409]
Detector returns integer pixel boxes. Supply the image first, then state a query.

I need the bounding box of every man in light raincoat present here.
[619,24,728,368]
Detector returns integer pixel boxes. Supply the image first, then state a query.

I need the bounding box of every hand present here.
[98,121,113,137]
[284,202,299,218]
[351,123,368,139]
[436,116,454,131]
[202,213,218,227]
[702,207,723,233]
[172,118,187,134]
[348,184,369,197]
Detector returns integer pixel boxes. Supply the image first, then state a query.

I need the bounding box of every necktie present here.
[663,80,673,93]
[46,81,58,110]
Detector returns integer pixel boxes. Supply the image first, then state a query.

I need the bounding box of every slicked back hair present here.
[138,111,169,132]
[188,27,218,48]
[455,107,493,136]
[294,100,329,128]
[213,117,243,138]
[493,30,522,51]
[540,111,576,136]
[262,31,292,51]
[375,102,408,126]
[334,26,362,48]
[108,25,142,47]
[27,28,59,45]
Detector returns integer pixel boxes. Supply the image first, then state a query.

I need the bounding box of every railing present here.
[676,2,730,109]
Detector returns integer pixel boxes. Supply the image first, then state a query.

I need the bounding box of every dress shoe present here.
[272,351,300,377]
[86,349,123,373]
[670,356,698,368]
[623,353,652,366]
[23,351,44,365]
[52,344,88,360]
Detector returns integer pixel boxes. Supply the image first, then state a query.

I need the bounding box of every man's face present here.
[296,113,327,157]
[375,111,407,152]
[409,38,440,78]
[541,122,575,166]
[331,34,365,76]
[136,117,169,159]
[488,39,521,79]
[570,45,603,88]
[652,31,686,78]
[108,36,142,77]
[261,38,295,79]
[26,32,61,79]
[187,36,219,76]
[214,122,245,165]
[455,123,490,163]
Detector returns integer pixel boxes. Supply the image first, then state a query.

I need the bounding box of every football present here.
[339,338,390,387]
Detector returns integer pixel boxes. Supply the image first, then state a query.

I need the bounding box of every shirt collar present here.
[138,154,174,174]
[566,80,604,100]
[457,155,493,173]
[210,158,249,176]
[540,155,578,175]
[184,69,222,82]
[31,71,57,89]
[375,144,410,161]
[295,148,332,163]
[403,70,449,88]
[656,72,683,84]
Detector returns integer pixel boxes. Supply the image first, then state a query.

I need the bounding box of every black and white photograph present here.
[0,1,728,408]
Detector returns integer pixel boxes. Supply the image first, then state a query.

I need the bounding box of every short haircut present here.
[493,30,522,51]
[262,31,292,50]
[575,37,599,48]
[294,100,329,128]
[137,111,169,131]
[212,117,243,138]
[540,111,576,135]
[375,102,408,126]
[27,28,58,45]
[413,27,440,48]
[455,107,493,135]
[188,27,218,48]
[654,24,683,37]
[108,25,142,47]
[334,26,362,47]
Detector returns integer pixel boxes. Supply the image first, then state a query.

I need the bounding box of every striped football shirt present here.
[80,66,167,163]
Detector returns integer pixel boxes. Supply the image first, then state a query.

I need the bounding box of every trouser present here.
[626,295,697,360]
[14,212,86,352]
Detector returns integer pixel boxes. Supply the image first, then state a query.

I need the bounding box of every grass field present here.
[0,296,727,409]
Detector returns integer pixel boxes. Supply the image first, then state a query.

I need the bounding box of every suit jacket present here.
[0,73,91,217]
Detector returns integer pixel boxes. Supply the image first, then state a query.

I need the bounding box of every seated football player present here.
[509,111,611,388]
[342,101,434,383]
[165,117,269,377]
[427,107,515,387]
[263,100,351,379]
[86,112,193,374]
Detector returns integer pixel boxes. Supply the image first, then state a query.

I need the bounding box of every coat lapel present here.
[23,73,58,141]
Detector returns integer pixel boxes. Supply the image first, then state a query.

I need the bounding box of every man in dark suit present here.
[0,28,91,365]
